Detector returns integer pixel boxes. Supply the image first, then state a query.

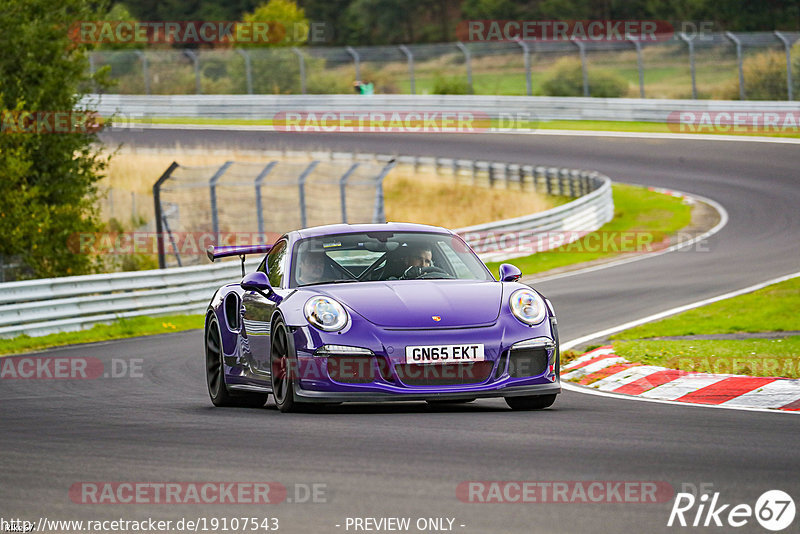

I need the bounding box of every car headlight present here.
[304,296,349,331]
[509,289,547,325]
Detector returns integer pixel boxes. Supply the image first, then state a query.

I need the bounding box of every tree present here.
[0,0,110,278]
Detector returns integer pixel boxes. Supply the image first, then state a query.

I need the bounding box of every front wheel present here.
[270,318,302,413]
[505,394,557,411]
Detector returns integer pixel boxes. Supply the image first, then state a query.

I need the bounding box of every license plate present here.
[405,344,485,364]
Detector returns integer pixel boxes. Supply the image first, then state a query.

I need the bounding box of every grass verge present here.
[141,117,800,139]
[608,276,800,378]
[485,183,693,276]
[0,314,203,356]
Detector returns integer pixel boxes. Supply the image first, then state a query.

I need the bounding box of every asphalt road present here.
[1,129,799,534]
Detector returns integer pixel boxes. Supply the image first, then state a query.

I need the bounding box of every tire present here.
[270,317,302,413]
[505,394,557,411]
[206,315,268,408]
[426,398,476,405]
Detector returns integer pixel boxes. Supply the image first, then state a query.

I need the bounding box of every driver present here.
[404,246,432,268]
[296,249,327,285]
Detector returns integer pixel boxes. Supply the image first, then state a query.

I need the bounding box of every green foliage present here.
[0,0,110,279]
[432,76,471,94]
[722,48,800,100]
[243,0,309,47]
[542,57,629,98]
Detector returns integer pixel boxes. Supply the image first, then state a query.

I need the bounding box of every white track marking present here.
[561,271,800,353]
[561,357,626,380]
[587,365,670,391]
[562,347,614,369]
[527,190,729,285]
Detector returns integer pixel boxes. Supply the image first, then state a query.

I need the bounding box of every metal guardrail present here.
[0,154,612,338]
[87,94,800,125]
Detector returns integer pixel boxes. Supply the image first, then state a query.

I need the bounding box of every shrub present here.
[542,57,629,98]
[432,76,471,95]
[722,50,790,100]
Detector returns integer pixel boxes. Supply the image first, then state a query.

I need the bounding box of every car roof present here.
[292,222,453,240]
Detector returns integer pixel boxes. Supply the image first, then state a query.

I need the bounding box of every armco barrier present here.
[85,94,800,125]
[0,155,611,338]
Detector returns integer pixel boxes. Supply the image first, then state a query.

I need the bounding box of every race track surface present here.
[2,130,798,533]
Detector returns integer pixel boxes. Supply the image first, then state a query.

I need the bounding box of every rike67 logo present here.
[668,488,795,531]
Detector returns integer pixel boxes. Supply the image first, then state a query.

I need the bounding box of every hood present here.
[317,280,502,328]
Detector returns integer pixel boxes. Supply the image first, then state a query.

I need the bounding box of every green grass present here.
[612,337,800,378]
[486,183,692,276]
[140,116,800,138]
[0,314,204,356]
[611,276,800,339]
[606,276,800,378]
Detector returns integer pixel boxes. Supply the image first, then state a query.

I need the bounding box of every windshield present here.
[290,231,493,287]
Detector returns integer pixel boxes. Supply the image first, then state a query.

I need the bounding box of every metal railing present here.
[89,32,799,100]
[88,93,800,126]
[0,154,612,338]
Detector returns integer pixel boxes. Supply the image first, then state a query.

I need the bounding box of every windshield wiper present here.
[300,279,360,287]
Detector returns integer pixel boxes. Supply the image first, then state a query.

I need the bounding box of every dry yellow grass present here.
[103,148,555,229]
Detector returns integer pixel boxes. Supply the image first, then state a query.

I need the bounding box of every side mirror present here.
[240,271,272,296]
[499,263,522,282]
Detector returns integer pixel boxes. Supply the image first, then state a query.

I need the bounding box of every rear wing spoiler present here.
[206,244,272,262]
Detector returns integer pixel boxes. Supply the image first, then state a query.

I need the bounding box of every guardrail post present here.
[254,161,278,243]
[372,159,397,223]
[292,47,307,94]
[153,162,179,269]
[209,161,234,245]
[455,42,473,94]
[546,168,557,195]
[678,32,697,99]
[515,39,532,96]
[399,45,415,94]
[774,31,794,101]
[346,46,361,81]
[626,37,645,98]
[183,49,202,94]
[235,49,253,95]
[571,39,589,97]
[338,163,360,223]
[297,161,320,228]
[133,51,151,95]
[725,32,745,100]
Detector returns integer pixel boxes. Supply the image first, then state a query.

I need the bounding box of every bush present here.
[721,47,800,100]
[542,57,629,98]
[432,76,471,95]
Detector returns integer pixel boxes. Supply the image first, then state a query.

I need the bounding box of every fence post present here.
[292,47,307,94]
[254,161,278,243]
[626,37,645,98]
[515,39,532,96]
[88,52,97,92]
[398,45,415,95]
[774,31,794,101]
[571,39,589,97]
[209,161,234,245]
[725,32,745,100]
[372,159,397,223]
[152,161,179,269]
[297,161,320,228]
[338,163,360,223]
[346,46,361,81]
[678,32,697,99]
[235,49,253,95]
[455,42,473,94]
[183,49,202,94]
[133,51,151,95]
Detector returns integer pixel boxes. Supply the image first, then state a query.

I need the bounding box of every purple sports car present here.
[204,223,560,412]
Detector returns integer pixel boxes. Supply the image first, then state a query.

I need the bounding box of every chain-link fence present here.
[93,32,800,100]
[153,155,396,268]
